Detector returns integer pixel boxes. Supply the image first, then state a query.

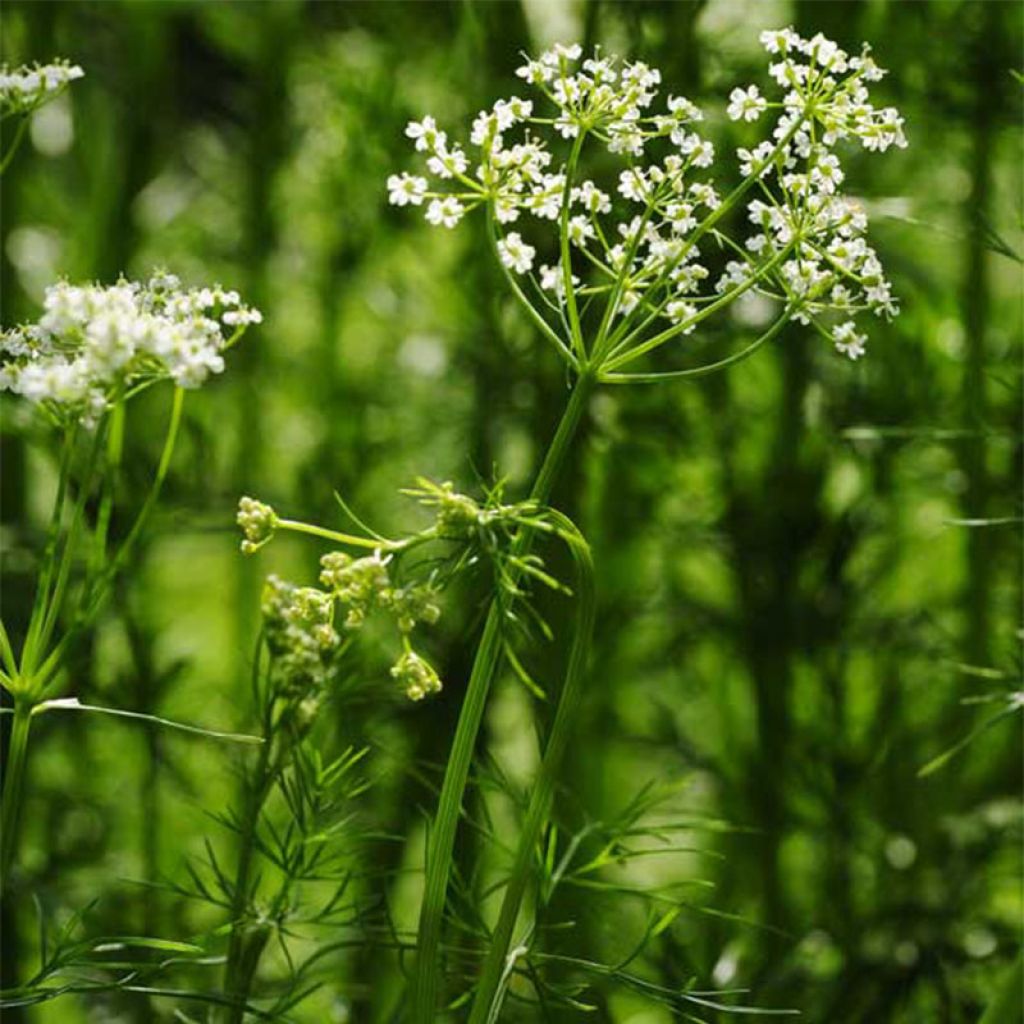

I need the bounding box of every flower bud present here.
[237,496,277,553]
[391,650,443,701]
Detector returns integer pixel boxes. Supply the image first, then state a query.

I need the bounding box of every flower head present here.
[237,496,278,554]
[0,59,84,115]
[388,29,905,368]
[1,273,260,426]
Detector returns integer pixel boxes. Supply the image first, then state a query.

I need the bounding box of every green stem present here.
[559,133,586,360]
[20,426,77,676]
[0,116,30,176]
[1,700,34,893]
[468,513,595,1024]
[85,387,185,611]
[275,519,402,551]
[602,242,796,371]
[32,425,107,669]
[91,397,126,576]
[409,372,595,1023]
[593,114,805,365]
[600,309,794,384]
[221,700,276,1024]
[32,388,186,691]
[486,208,576,369]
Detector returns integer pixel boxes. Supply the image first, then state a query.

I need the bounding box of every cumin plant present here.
[227,481,590,1018]
[0,272,261,897]
[387,27,908,1020]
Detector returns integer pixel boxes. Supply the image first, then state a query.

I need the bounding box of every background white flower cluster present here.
[0,59,84,114]
[0,273,262,424]
[389,28,906,364]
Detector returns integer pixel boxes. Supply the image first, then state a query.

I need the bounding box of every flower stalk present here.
[467,510,595,1024]
[410,371,595,1022]
[0,701,33,890]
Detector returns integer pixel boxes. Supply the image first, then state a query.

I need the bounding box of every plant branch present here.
[409,371,595,1023]
[468,511,595,1023]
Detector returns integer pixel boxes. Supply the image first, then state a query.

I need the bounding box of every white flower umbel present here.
[0,59,85,174]
[0,59,84,115]
[1,273,261,426]
[388,28,905,377]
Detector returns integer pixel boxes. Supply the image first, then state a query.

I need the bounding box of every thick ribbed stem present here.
[410,373,594,1023]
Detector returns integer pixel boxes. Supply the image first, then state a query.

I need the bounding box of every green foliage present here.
[1,1,1021,1022]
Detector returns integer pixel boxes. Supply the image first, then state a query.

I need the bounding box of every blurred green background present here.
[1,1,1021,1021]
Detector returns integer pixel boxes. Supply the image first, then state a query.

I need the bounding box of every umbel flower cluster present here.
[388,28,906,366]
[0,273,262,425]
[238,481,563,702]
[0,59,84,114]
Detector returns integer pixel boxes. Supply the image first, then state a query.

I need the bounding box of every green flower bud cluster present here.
[239,478,551,704]
[261,575,339,697]
[430,482,483,539]
[390,650,443,702]
[386,584,442,634]
[319,550,391,630]
[237,496,278,554]
[317,549,444,698]
[406,477,540,547]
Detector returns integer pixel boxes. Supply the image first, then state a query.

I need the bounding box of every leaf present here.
[952,662,1009,681]
[89,936,204,955]
[32,698,262,744]
[944,516,1022,528]
[503,641,548,700]
[651,904,683,937]
[917,705,1020,778]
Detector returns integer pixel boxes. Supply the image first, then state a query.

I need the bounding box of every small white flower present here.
[665,202,696,234]
[405,116,444,153]
[568,215,594,247]
[760,27,803,55]
[385,32,904,360]
[666,300,698,331]
[496,232,535,274]
[667,94,702,120]
[553,113,580,140]
[617,168,648,202]
[525,179,562,220]
[833,320,867,359]
[515,58,553,85]
[425,196,465,228]
[573,180,611,215]
[387,173,428,207]
[539,263,580,299]
[716,260,751,294]
[543,42,582,63]
[1,273,258,423]
[689,182,720,210]
[426,145,468,180]
[727,85,767,122]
